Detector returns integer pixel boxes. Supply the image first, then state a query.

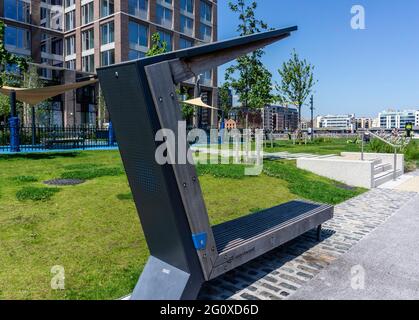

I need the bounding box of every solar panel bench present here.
[97,27,334,300]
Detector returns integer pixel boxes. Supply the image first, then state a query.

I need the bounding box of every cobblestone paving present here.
[199,188,416,300]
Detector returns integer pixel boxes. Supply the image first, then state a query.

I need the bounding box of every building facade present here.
[378,110,418,130]
[262,105,299,132]
[316,114,355,132]
[355,117,373,130]
[1,0,218,127]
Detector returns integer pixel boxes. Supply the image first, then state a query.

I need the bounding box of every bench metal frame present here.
[97,27,334,300]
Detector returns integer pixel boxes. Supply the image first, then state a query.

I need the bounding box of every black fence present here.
[0,125,116,152]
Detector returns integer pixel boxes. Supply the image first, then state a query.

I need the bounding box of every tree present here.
[22,65,49,126]
[224,0,274,128]
[276,50,316,128]
[146,33,168,57]
[0,20,28,87]
[218,83,233,118]
[178,87,194,125]
[0,70,23,121]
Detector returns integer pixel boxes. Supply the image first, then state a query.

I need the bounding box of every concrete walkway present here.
[290,193,419,300]
[379,169,419,193]
[200,188,416,300]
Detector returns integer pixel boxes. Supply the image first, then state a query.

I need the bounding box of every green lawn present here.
[264,138,419,171]
[264,138,371,155]
[0,149,365,300]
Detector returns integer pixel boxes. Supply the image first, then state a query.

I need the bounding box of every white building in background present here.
[379,110,418,129]
[316,114,355,132]
[372,117,381,128]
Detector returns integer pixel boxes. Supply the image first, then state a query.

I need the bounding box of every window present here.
[82,54,95,72]
[128,50,146,61]
[129,21,148,48]
[180,0,193,14]
[40,34,63,55]
[66,59,76,70]
[179,37,193,49]
[101,49,115,66]
[101,22,114,45]
[201,69,212,86]
[180,15,193,36]
[200,0,212,23]
[156,4,172,28]
[82,29,94,51]
[65,36,75,56]
[199,23,212,42]
[158,30,172,51]
[4,0,31,23]
[65,0,75,7]
[81,1,94,25]
[40,4,63,30]
[101,0,114,17]
[65,10,75,30]
[128,0,148,19]
[5,26,31,51]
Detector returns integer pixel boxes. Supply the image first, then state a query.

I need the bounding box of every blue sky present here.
[217,0,419,118]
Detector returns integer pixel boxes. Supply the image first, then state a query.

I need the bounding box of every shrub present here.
[369,139,394,153]
[116,193,133,201]
[16,187,60,201]
[11,175,38,183]
[405,140,419,161]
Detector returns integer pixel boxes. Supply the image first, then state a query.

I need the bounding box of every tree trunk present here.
[298,105,302,129]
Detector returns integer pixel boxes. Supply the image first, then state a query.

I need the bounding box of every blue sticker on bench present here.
[192,233,207,250]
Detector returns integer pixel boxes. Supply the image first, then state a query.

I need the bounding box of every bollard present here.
[9,91,20,152]
[108,121,115,146]
[9,116,20,153]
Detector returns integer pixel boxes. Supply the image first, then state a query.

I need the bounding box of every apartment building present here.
[378,109,418,129]
[0,0,218,127]
[262,105,299,132]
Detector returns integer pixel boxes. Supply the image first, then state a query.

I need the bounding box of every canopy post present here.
[9,90,20,152]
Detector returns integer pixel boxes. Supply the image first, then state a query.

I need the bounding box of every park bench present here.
[43,132,85,149]
[97,26,334,300]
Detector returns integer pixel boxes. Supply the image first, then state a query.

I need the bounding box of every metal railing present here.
[0,125,116,152]
[361,130,405,181]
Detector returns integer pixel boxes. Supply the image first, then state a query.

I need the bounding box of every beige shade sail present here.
[0,79,98,105]
[181,97,219,110]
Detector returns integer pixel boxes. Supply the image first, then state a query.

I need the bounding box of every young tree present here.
[225,0,274,128]
[147,33,194,123]
[218,83,233,117]
[146,33,168,57]
[276,50,316,128]
[0,20,28,87]
[22,65,48,126]
[178,87,195,125]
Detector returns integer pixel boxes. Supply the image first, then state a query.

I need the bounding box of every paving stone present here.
[199,189,415,300]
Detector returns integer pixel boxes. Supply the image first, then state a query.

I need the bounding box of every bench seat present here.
[209,200,333,279]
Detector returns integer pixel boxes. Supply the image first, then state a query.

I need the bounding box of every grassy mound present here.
[263,160,365,205]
